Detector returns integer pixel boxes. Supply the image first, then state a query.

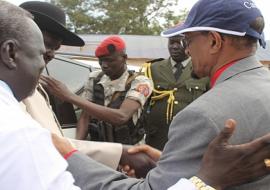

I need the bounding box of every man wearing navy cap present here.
[50,0,270,189]
[162,0,270,189]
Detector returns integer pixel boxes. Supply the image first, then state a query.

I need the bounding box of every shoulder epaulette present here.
[146,58,165,64]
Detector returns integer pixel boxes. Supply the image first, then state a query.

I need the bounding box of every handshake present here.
[51,132,159,178]
[118,144,161,178]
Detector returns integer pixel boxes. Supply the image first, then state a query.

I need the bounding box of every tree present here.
[51,0,188,35]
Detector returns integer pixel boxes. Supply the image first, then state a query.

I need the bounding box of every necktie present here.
[174,62,183,80]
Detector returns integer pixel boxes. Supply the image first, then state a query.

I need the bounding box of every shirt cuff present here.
[167,178,197,190]
[64,149,78,160]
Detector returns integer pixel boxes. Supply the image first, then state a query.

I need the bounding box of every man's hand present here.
[118,165,136,178]
[119,145,156,178]
[197,119,270,190]
[40,75,74,102]
[128,144,161,162]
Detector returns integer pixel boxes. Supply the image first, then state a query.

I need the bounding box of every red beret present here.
[95,36,126,57]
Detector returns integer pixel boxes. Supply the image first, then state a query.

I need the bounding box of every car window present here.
[43,55,91,94]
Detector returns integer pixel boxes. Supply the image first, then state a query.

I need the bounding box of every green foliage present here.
[51,0,188,35]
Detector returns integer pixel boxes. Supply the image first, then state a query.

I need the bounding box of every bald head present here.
[0,1,46,101]
[0,1,33,45]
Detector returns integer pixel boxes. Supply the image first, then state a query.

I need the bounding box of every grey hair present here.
[223,17,265,50]
[0,1,33,45]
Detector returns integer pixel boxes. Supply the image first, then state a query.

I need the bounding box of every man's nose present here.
[185,48,190,56]
[172,42,180,48]
[100,60,108,67]
[44,49,55,63]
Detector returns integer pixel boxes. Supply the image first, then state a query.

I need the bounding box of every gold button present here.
[174,101,179,104]
[195,86,199,90]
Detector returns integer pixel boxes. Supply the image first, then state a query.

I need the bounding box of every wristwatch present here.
[189,176,216,190]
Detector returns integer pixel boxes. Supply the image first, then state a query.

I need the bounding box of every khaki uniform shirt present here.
[83,69,153,124]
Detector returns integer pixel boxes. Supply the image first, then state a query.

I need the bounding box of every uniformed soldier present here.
[76,36,153,144]
[143,35,209,150]
[41,36,153,145]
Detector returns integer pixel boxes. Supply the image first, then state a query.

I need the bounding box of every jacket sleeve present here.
[69,139,122,170]
[67,152,148,190]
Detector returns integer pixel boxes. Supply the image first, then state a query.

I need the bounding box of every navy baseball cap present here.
[161,0,266,48]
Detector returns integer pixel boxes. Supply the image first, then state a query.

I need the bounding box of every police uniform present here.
[83,69,153,144]
[144,57,209,150]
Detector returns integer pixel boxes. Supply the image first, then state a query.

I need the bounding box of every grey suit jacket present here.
[67,56,270,190]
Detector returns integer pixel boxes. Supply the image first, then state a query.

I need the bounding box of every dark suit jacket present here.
[67,56,270,190]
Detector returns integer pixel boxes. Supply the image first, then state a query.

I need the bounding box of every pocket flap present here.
[185,80,207,91]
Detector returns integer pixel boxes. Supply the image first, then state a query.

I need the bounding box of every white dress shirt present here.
[170,57,191,73]
[0,81,80,190]
[168,178,197,190]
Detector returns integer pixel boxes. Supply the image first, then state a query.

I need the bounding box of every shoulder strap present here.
[146,58,165,64]
[92,71,105,105]
[125,70,139,90]
[93,71,104,85]
[109,71,138,104]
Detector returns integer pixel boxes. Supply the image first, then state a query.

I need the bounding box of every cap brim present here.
[162,23,266,48]
[161,24,188,37]
[30,10,85,46]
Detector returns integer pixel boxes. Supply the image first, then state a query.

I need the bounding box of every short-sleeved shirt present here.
[82,69,153,124]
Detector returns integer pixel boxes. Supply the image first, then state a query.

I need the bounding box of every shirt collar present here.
[0,80,13,96]
[170,57,190,68]
[210,61,238,88]
[182,57,191,67]
[98,69,129,91]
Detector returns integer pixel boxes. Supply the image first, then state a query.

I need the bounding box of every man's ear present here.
[208,31,223,54]
[0,40,18,70]
[122,53,128,64]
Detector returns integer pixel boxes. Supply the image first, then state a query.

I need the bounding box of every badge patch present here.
[136,84,150,97]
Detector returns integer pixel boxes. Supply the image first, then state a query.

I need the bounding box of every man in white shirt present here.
[0,2,79,189]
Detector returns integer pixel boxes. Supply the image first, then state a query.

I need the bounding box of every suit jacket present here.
[21,87,122,170]
[67,56,270,190]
